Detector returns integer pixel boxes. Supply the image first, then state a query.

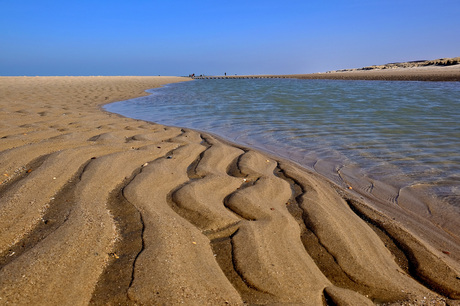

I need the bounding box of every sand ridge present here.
[0,76,459,305]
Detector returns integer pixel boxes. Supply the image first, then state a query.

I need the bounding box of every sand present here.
[0,76,459,305]
[288,64,460,82]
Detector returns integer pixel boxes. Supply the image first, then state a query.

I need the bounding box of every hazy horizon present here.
[1,0,460,76]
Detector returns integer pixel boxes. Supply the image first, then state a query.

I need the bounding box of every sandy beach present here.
[0,75,459,305]
[194,64,460,82]
[289,64,460,82]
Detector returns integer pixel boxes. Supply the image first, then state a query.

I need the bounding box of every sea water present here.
[105,78,460,206]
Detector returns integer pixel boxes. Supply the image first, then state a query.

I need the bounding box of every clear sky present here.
[1,0,459,76]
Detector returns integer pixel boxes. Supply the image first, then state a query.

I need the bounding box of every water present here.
[105,78,460,206]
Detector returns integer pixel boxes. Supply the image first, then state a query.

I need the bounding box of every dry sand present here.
[288,64,460,82]
[0,76,459,305]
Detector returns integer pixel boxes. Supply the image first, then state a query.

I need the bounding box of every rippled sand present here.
[0,76,459,305]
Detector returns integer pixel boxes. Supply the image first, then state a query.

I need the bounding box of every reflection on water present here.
[105,78,460,206]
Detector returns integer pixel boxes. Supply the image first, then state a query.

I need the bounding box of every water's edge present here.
[104,79,460,246]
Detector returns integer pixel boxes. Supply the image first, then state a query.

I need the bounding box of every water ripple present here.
[105,78,460,206]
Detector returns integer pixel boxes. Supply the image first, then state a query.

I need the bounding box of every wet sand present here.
[0,76,459,305]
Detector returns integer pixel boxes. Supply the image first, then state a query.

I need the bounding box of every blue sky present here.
[1,0,459,76]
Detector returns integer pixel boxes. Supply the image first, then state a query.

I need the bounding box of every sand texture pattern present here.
[0,76,459,305]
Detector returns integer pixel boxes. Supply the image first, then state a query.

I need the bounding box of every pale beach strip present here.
[199,62,460,82]
[0,76,459,305]
[288,64,460,82]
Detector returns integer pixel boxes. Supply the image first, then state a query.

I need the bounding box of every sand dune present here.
[0,76,459,305]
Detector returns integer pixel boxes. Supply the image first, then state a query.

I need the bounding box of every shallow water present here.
[105,78,460,206]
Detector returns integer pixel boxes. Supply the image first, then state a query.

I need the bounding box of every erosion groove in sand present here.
[344,198,460,300]
[0,76,459,305]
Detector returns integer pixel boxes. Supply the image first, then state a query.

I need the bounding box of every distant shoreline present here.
[193,65,460,82]
[287,64,460,82]
[287,56,460,81]
[193,57,460,82]
[330,57,460,72]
